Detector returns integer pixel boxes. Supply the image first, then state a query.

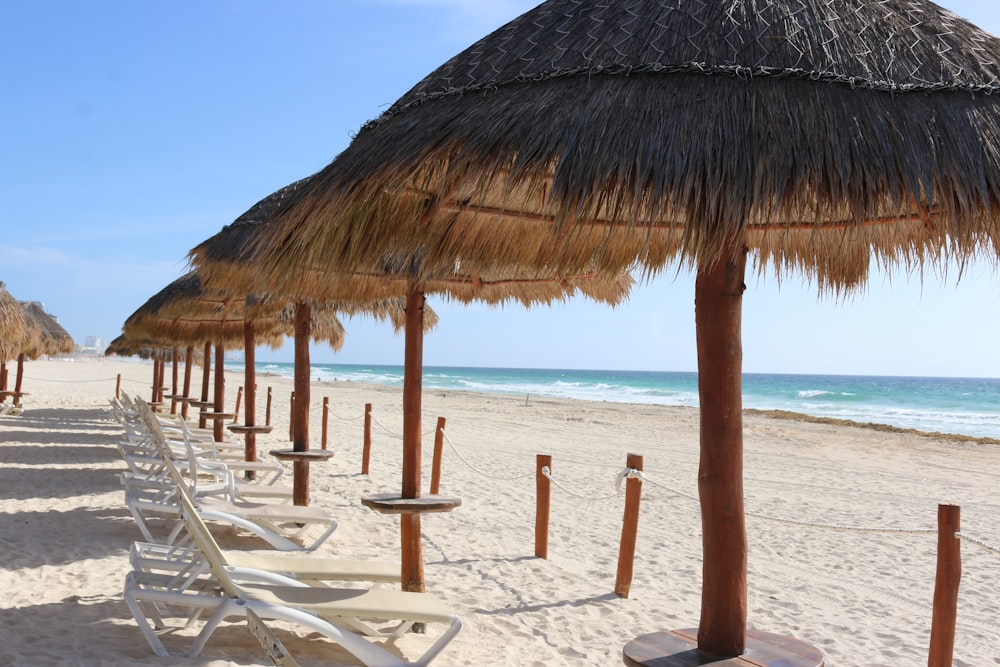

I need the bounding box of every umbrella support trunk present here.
[401,288,425,592]
[695,246,748,658]
[170,346,180,414]
[15,353,25,399]
[244,321,257,467]
[213,344,226,442]
[199,341,212,429]
[292,302,311,506]
[182,346,194,420]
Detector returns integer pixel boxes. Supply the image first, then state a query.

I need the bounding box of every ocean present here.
[249,362,1000,441]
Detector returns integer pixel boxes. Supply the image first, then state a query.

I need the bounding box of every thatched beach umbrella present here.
[0,283,34,362]
[191,181,443,506]
[124,272,295,440]
[9,301,75,408]
[247,0,1000,660]
[192,187,634,591]
[0,283,38,404]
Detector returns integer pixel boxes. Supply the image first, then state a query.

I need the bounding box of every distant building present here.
[75,335,105,357]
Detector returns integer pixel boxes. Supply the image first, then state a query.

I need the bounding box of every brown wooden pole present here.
[233,386,243,424]
[430,416,446,494]
[292,302,311,506]
[615,453,644,598]
[265,386,272,426]
[150,357,161,405]
[199,341,211,429]
[170,346,180,414]
[321,396,329,450]
[181,345,194,420]
[1,363,7,395]
[212,343,226,443]
[243,322,257,464]
[289,392,295,441]
[115,373,121,400]
[14,353,25,404]
[695,246,748,658]
[400,287,425,592]
[928,504,962,667]
[535,454,552,559]
[362,403,372,475]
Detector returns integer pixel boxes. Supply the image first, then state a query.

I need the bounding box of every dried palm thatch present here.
[20,301,74,358]
[105,334,202,362]
[254,0,1000,294]
[190,178,635,307]
[0,283,38,362]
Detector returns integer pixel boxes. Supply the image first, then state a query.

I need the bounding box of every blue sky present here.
[2,0,998,377]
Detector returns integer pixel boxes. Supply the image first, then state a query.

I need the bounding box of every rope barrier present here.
[23,375,122,383]
[956,531,1000,554]
[637,471,937,534]
[441,430,534,481]
[541,465,628,502]
[368,412,437,439]
[324,404,364,423]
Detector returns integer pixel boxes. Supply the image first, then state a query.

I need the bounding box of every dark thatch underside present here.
[190,179,634,307]
[249,0,1000,293]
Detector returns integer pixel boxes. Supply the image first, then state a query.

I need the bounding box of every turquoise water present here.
[251,363,1000,440]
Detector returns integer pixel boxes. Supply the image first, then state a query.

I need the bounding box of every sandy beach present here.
[1,357,997,666]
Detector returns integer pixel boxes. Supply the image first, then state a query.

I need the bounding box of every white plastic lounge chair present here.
[121,462,338,552]
[131,540,401,587]
[123,484,462,665]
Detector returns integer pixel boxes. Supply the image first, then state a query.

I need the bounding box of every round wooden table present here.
[361,493,462,515]
[623,628,824,666]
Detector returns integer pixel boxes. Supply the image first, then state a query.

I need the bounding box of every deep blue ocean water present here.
[251,363,1000,440]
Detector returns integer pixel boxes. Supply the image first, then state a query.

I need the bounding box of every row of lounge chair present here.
[112,395,463,666]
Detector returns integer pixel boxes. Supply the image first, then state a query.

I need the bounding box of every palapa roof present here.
[190,177,634,306]
[123,272,362,351]
[252,0,1000,293]
[0,283,39,362]
[20,301,75,358]
[105,334,176,361]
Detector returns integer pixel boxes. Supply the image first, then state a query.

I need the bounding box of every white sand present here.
[1,358,997,666]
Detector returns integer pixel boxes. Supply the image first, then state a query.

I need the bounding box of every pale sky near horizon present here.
[2,1,999,378]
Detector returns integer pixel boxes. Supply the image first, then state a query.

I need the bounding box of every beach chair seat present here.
[131,540,401,587]
[121,470,337,551]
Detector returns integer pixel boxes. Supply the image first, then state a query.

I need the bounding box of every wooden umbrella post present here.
[150,357,161,405]
[928,504,962,667]
[292,302,311,505]
[199,341,211,429]
[212,343,226,443]
[170,346,180,414]
[535,454,552,559]
[362,403,372,474]
[430,416,446,494]
[115,373,121,400]
[244,321,257,464]
[14,353,25,404]
[181,345,194,420]
[615,453,644,598]
[695,246,748,658]
[400,288,425,592]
